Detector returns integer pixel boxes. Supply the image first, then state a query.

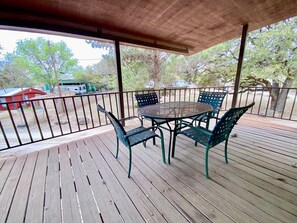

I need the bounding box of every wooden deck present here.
[0,118,296,223]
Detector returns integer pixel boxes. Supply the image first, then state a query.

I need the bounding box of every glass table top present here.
[138,101,213,120]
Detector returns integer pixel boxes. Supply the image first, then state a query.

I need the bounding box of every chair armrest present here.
[119,116,143,125]
[125,126,156,138]
[179,121,212,136]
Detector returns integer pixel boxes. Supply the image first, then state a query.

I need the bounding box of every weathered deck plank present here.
[75,139,125,222]
[25,149,48,223]
[87,135,168,222]
[6,152,37,223]
[67,141,101,223]
[0,155,26,223]
[0,119,296,223]
[59,143,81,223]
[44,147,62,223]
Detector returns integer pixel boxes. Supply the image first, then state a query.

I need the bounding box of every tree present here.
[167,39,240,87]
[73,54,117,90]
[86,41,170,90]
[243,17,297,111]
[0,52,33,89]
[14,37,81,93]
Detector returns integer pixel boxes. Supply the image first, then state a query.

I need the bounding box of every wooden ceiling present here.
[1,0,297,55]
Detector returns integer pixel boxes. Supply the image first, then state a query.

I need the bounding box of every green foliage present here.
[12,37,81,92]
[73,53,117,91]
[86,17,297,92]
[243,18,297,88]
[0,52,34,89]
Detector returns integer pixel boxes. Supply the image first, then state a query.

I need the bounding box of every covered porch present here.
[1,117,296,223]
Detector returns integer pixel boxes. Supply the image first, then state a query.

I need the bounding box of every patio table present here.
[138,101,213,163]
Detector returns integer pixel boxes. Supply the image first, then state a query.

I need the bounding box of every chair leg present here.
[205,145,210,179]
[115,137,119,158]
[152,120,156,145]
[143,141,147,148]
[158,129,166,164]
[128,146,132,178]
[224,139,229,164]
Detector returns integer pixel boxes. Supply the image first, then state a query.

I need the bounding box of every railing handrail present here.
[0,86,296,150]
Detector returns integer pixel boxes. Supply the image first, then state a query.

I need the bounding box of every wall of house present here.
[0,88,46,111]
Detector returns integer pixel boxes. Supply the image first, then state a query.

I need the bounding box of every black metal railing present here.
[0,86,296,150]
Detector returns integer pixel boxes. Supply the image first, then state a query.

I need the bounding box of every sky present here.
[0,29,108,67]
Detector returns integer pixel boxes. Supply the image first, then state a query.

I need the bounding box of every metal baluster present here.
[42,100,54,137]
[80,96,88,129]
[265,88,271,117]
[245,87,250,107]
[126,92,130,118]
[62,98,72,133]
[289,89,297,120]
[0,120,10,149]
[87,95,94,128]
[72,97,80,131]
[102,94,108,124]
[95,95,101,126]
[251,87,257,114]
[53,98,63,135]
[31,101,44,140]
[257,87,264,115]
[272,87,280,118]
[108,93,113,114]
[19,102,33,142]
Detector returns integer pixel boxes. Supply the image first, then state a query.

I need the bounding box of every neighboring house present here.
[59,80,96,94]
[0,88,47,111]
[59,80,87,95]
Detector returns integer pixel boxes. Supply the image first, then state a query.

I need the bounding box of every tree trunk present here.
[275,77,294,112]
[269,82,279,110]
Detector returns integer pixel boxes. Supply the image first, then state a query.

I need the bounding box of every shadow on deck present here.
[0,118,296,223]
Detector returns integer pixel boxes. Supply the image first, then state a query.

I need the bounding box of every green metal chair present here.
[191,91,227,128]
[135,92,167,125]
[173,102,255,179]
[135,92,168,144]
[97,104,166,178]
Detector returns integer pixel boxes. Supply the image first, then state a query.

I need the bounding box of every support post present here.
[232,23,249,108]
[115,40,125,125]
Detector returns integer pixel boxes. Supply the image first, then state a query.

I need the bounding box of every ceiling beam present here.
[0,12,189,54]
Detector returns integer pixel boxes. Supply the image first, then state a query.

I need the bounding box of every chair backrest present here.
[97,104,107,113]
[97,104,128,146]
[198,91,227,117]
[209,102,255,147]
[135,92,159,108]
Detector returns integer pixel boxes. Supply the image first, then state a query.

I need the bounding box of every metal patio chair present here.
[135,92,168,143]
[191,91,227,129]
[135,92,167,125]
[173,102,255,179]
[97,104,166,178]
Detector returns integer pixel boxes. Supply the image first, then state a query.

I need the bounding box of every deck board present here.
[59,143,81,223]
[0,118,296,223]
[173,137,297,222]
[6,152,37,223]
[0,155,26,223]
[25,149,48,223]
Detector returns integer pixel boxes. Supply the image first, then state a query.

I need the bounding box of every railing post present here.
[115,40,125,125]
[232,23,249,108]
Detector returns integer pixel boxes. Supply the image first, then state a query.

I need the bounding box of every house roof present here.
[0,88,28,96]
[0,88,46,96]
[0,1,297,54]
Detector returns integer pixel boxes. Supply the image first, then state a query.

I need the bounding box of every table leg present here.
[171,120,178,158]
[166,121,173,164]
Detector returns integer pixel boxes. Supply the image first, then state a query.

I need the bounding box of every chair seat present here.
[127,126,157,146]
[180,126,212,146]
